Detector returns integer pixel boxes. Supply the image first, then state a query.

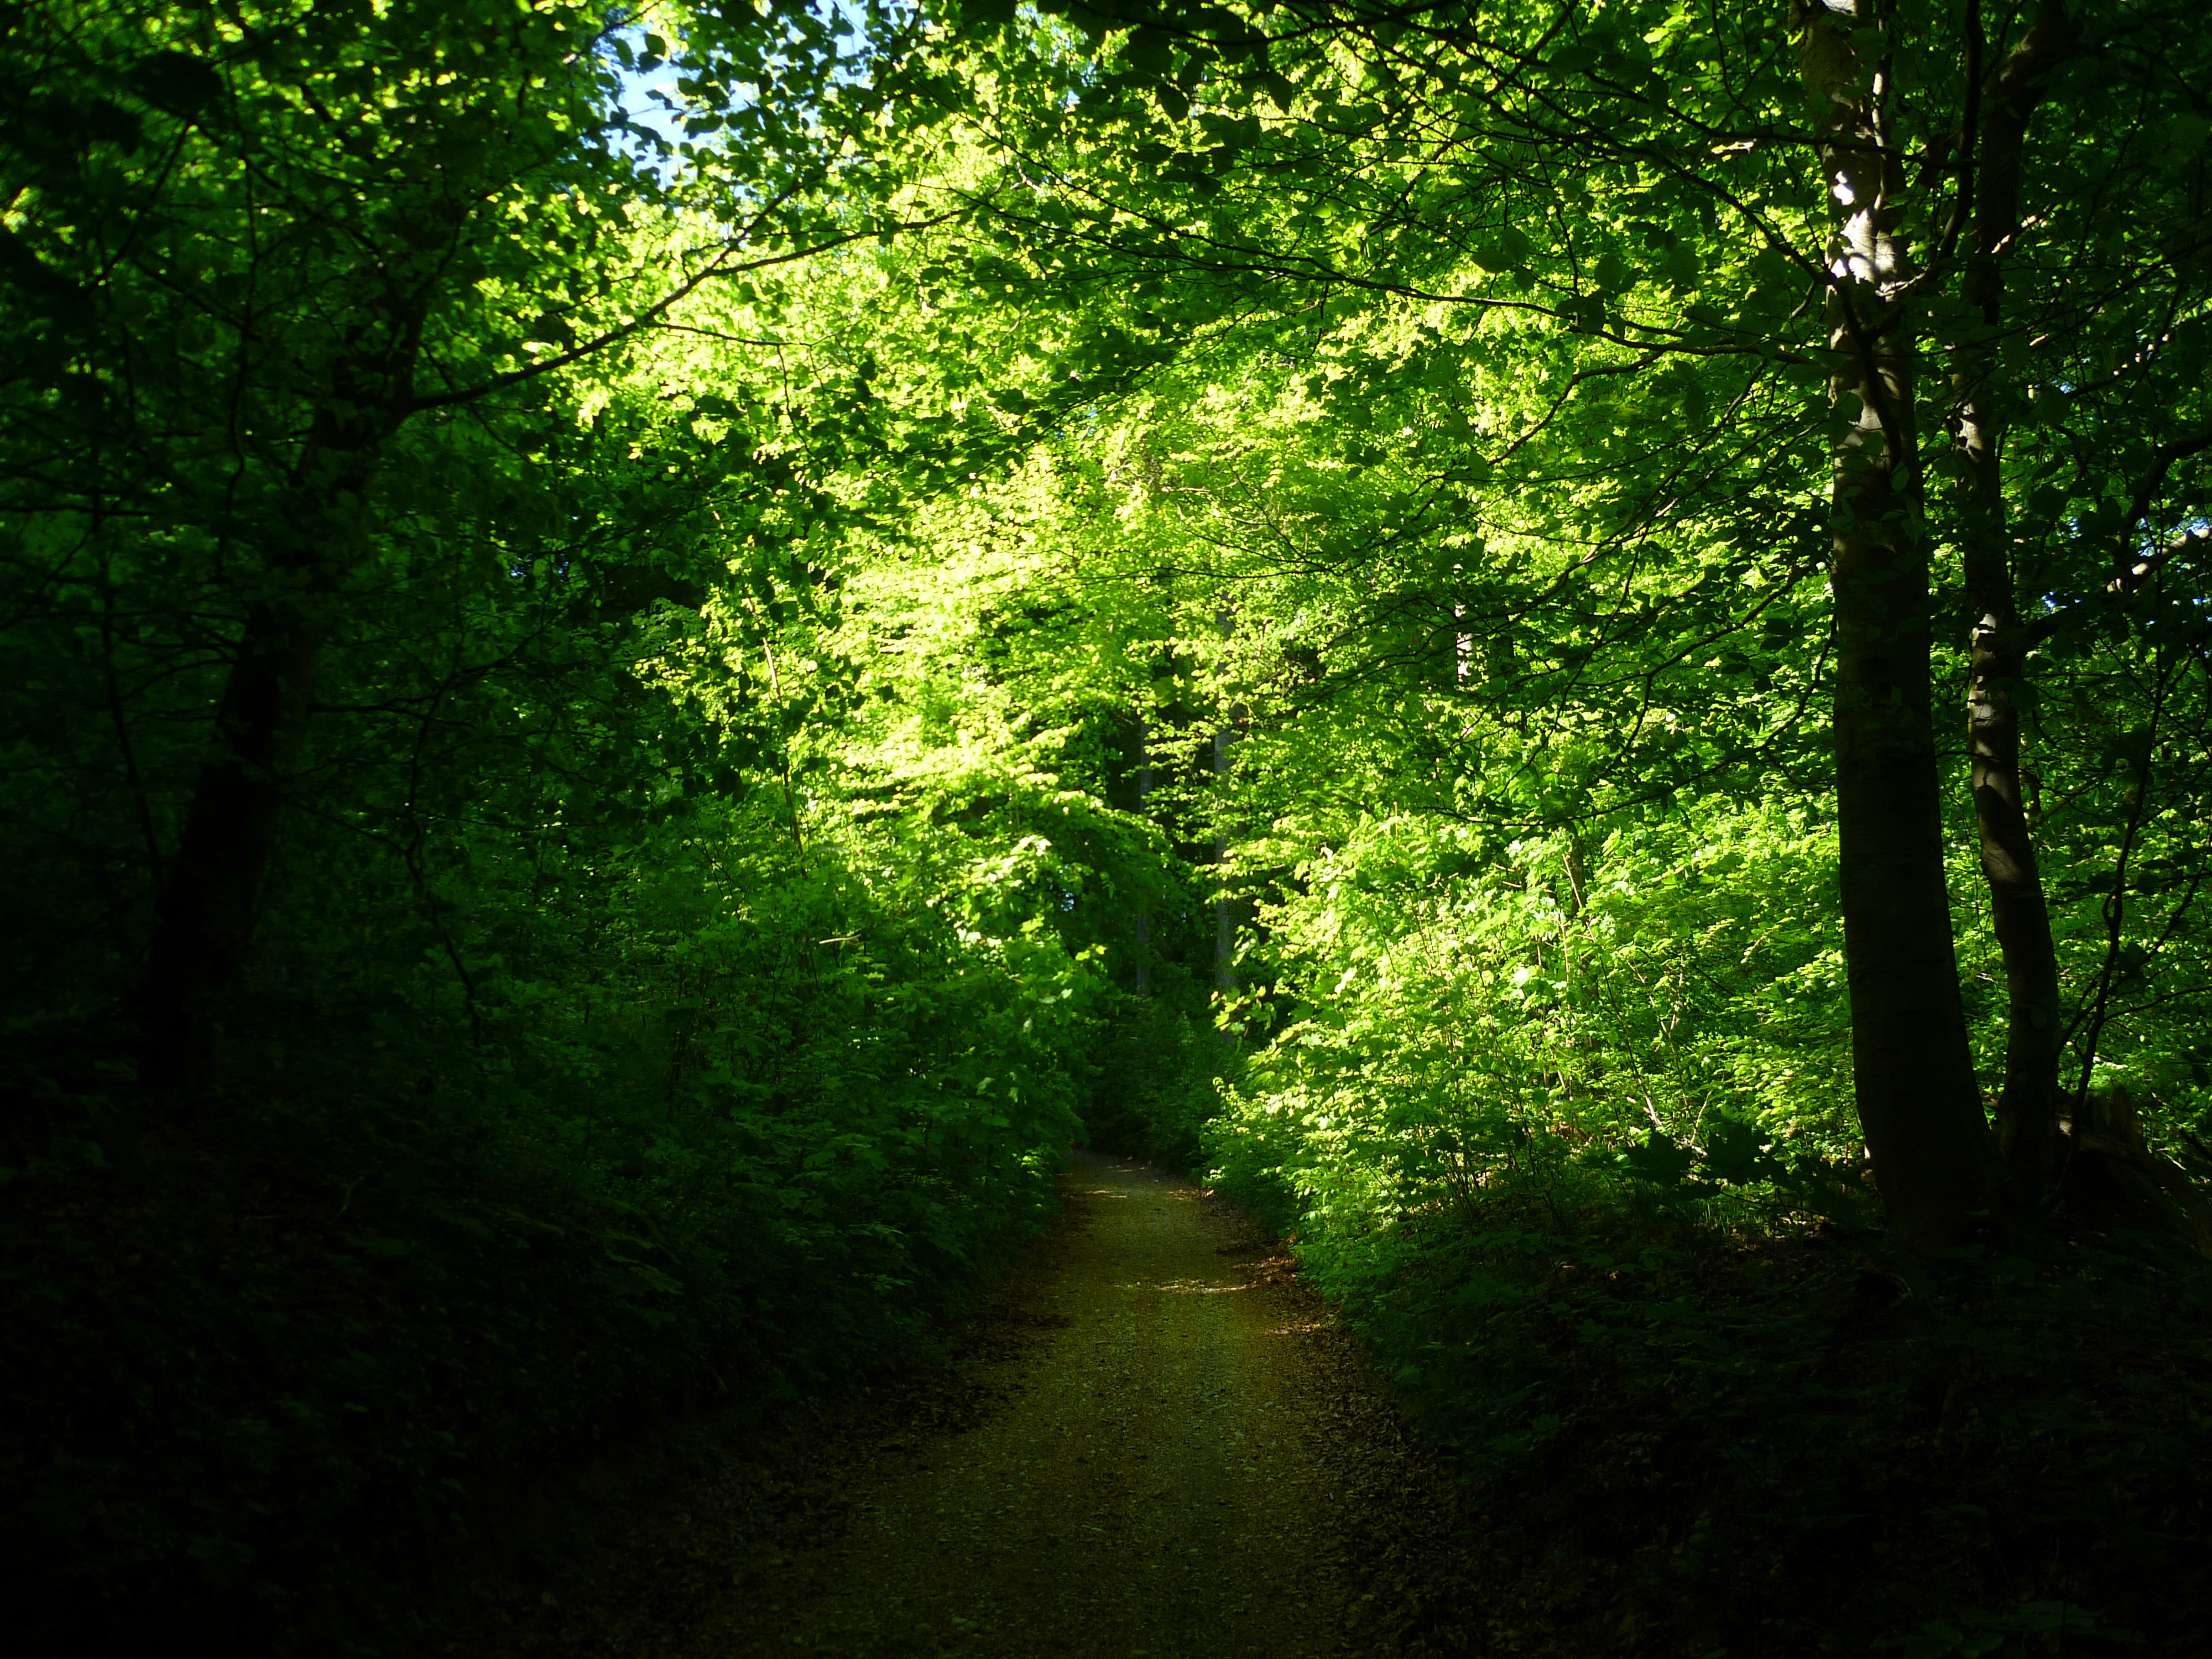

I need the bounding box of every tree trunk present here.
[1212,722,1235,997]
[139,603,324,1088]
[1134,714,1153,995]
[139,404,397,1089]
[1798,0,2002,1248]
[1212,609,1237,1000]
[1948,0,2074,1206]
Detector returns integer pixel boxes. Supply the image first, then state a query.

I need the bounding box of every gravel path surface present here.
[457,1153,1465,1659]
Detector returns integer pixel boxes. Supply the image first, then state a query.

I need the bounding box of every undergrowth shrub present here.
[1207,800,2212,1652]
[0,804,1107,1655]
[1215,1130,2212,1652]
[1081,983,1228,1172]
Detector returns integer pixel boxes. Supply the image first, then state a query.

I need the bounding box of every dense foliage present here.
[4,0,2211,1649]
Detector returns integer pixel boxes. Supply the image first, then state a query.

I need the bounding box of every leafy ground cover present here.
[0,873,1095,1657]
[1206,1140,2212,1657]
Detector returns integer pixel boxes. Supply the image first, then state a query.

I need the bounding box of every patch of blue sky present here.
[604,0,895,185]
[604,22,706,185]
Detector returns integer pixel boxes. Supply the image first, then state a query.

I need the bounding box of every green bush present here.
[1082,985,1229,1173]
[0,799,1107,1653]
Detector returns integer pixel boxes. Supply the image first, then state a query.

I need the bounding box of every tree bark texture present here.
[139,598,326,1088]
[139,363,411,1088]
[1212,611,1240,1003]
[1948,0,2074,1203]
[1134,715,1153,996]
[1798,0,2002,1248]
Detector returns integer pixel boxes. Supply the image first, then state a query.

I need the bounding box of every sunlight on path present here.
[716,1152,1368,1658]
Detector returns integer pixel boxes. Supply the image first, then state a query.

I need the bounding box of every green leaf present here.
[1622,1133,1699,1186]
[127,51,223,116]
[1474,225,1536,271]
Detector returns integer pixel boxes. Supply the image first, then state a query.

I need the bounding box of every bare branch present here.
[404,213,955,415]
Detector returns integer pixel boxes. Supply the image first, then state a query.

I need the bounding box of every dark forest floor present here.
[442,1152,1474,1658]
[437,1158,2212,1659]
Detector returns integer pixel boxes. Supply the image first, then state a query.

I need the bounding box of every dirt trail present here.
[743,1151,1367,1657]
[460,1154,1465,1659]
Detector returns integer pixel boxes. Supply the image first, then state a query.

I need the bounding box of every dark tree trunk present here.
[139,602,326,1088]
[1799,1,2002,1248]
[139,394,400,1088]
[1104,707,1156,995]
[1134,714,1153,995]
[1949,1,2075,1205]
[1211,609,1240,1006]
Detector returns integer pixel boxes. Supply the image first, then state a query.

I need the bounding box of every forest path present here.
[721,1150,1365,1658]
[460,1152,1462,1658]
